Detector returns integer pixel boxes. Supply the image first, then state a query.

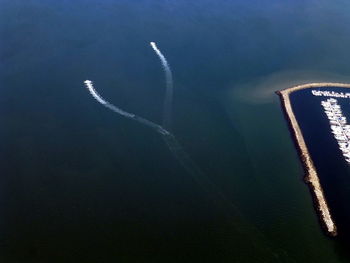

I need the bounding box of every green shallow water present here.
[1,0,350,262]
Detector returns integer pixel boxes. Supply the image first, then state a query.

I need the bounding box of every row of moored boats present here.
[321,98,350,163]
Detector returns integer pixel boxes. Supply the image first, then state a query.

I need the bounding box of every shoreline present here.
[275,82,350,237]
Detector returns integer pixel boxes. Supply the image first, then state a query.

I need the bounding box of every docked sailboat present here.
[321,98,350,163]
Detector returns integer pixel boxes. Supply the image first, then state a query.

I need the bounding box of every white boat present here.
[343,152,350,158]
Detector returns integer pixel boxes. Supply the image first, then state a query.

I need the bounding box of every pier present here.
[275,83,350,236]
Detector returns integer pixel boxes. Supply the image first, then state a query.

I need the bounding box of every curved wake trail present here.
[84,80,169,135]
[84,79,229,208]
[84,80,227,197]
[84,79,295,262]
[150,42,174,129]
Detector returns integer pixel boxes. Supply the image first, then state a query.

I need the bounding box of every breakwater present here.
[275,83,350,236]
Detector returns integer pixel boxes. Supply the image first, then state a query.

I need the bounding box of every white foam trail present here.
[150,42,173,129]
[84,80,136,119]
[84,80,107,105]
[84,80,169,135]
[84,79,231,204]
[83,79,288,258]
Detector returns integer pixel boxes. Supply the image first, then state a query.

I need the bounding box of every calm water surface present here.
[1,0,350,262]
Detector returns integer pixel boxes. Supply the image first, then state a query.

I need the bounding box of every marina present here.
[320,98,350,163]
[276,83,349,236]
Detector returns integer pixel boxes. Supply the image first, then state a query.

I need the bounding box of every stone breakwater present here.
[275,82,350,236]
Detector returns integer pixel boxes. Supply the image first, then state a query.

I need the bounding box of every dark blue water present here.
[2,0,350,262]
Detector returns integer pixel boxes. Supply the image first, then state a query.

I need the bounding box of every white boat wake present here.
[83,41,297,259]
[90,80,232,204]
[84,80,169,135]
[150,41,174,129]
[84,79,231,195]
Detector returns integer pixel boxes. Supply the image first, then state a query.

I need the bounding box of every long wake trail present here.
[84,79,295,262]
[149,42,232,209]
[84,80,169,136]
[84,79,233,199]
[84,79,218,189]
[150,42,173,130]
